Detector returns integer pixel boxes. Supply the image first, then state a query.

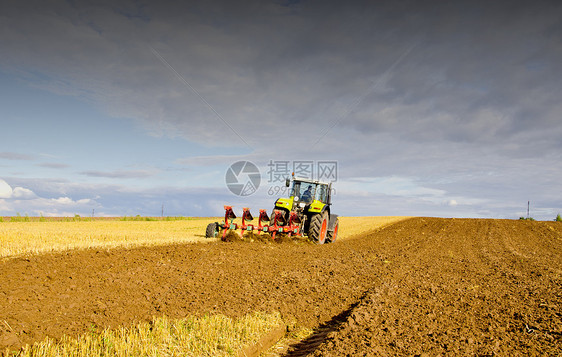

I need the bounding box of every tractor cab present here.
[274,174,332,217]
[289,179,331,206]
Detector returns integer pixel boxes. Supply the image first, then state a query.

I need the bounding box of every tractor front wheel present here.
[309,211,328,244]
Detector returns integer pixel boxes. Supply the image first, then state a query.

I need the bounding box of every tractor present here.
[205,174,339,244]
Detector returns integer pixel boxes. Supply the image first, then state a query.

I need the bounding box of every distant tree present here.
[556,213,562,222]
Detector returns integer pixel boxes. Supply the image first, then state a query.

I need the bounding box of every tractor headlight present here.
[298,202,306,208]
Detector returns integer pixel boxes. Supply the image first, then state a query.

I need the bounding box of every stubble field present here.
[1,216,561,356]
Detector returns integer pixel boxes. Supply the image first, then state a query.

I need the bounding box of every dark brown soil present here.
[309,218,562,356]
[1,218,561,356]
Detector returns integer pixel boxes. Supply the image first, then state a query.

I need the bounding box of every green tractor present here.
[272,174,339,244]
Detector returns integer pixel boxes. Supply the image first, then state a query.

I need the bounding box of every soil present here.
[1,218,561,355]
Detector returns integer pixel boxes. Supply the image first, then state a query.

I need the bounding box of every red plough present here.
[214,206,301,241]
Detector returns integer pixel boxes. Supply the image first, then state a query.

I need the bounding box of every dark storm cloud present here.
[332,1,562,145]
[1,0,561,218]
[37,162,70,169]
[2,0,560,151]
[80,169,157,179]
[0,152,35,160]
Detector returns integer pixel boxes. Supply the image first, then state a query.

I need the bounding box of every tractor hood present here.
[275,197,294,211]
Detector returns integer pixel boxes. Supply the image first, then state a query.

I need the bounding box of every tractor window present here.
[290,182,301,198]
[300,184,315,203]
[315,185,328,203]
[292,182,315,203]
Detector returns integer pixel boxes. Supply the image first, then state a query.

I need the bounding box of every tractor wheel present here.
[309,211,328,244]
[326,217,339,243]
[205,222,218,238]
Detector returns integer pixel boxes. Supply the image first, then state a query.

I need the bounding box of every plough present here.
[208,206,302,241]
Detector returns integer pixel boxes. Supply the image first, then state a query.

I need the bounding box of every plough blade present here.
[242,207,253,221]
[258,209,270,222]
[222,205,237,239]
[239,208,254,238]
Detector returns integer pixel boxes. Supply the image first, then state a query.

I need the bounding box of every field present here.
[0,216,408,355]
[0,218,212,258]
[1,217,561,355]
[0,216,407,258]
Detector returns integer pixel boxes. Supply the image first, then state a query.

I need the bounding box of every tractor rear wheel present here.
[309,211,328,244]
[326,217,339,243]
[205,222,218,238]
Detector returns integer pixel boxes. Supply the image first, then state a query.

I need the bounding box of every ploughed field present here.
[1,217,561,355]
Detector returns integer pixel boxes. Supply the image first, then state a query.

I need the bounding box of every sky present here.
[0,0,561,219]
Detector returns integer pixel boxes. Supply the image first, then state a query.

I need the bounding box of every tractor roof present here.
[293,176,331,186]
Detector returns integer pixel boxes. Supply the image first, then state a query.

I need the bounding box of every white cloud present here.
[0,180,37,199]
[0,178,96,216]
[0,199,9,211]
[52,197,73,205]
[0,179,13,199]
[12,187,36,199]
[3,196,96,216]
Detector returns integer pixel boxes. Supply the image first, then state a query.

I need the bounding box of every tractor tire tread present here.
[326,218,339,243]
[309,211,328,244]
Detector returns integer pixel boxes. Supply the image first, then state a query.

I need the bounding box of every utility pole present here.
[92,209,95,218]
[161,203,164,218]
[527,201,530,219]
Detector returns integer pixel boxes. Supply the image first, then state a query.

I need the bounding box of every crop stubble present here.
[1,218,561,355]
